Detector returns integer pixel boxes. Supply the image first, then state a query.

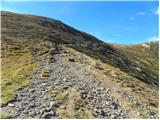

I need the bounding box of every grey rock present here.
[42,83,46,86]
[29,89,35,93]
[41,112,54,119]
[29,103,36,108]
[8,103,15,107]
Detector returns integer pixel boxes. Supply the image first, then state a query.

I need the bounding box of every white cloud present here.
[104,39,115,43]
[150,7,159,15]
[1,6,15,12]
[119,25,136,32]
[154,8,159,15]
[129,17,135,20]
[136,12,145,15]
[147,36,159,42]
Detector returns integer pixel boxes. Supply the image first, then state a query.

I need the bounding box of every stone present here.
[110,114,117,119]
[63,86,69,90]
[36,111,40,114]
[112,102,118,109]
[137,112,140,116]
[47,107,52,111]
[68,58,75,62]
[29,89,35,93]
[23,110,29,114]
[42,83,46,86]
[100,110,107,117]
[8,103,15,107]
[50,101,59,108]
[29,111,36,116]
[29,103,36,108]
[54,83,60,86]
[42,112,54,119]
[62,78,67,81]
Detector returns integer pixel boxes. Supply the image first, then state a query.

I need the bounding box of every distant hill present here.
[1,11,159,119]
[111,41,159,86]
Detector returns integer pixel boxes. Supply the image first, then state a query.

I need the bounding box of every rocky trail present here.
[1,45,158,119]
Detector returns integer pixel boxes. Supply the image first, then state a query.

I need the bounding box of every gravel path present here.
[1,45,158,119]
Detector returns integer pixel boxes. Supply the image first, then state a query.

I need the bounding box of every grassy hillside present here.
[1,11,56,105]
[1,11,159,119]
[1,36,56,105]
[111,42,159,87]
[2,11,158,87]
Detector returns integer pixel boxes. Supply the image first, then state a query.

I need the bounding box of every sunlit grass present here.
[0,111,13,119]
[1,41,38,105]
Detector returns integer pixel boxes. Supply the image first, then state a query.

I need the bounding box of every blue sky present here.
[1,1,159,44]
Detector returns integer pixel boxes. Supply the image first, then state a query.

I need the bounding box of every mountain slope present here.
[111,41,159,85]
[1,11,159,119]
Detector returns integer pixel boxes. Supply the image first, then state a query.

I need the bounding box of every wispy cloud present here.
[146,36,159,42]
[119,25,136,32]
[153,8,159,15]
[136,8,159,16]
[105,39,115,43]
[129,17,135,20]
[136,12,145,15]
[1,7,16,12]
[149,7,159,15]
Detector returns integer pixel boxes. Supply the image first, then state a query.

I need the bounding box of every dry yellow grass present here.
[1,39,38,105]
[0,111,13,119]
[57,88,93,119]
[49,87,93,119]
[1,28,55,105]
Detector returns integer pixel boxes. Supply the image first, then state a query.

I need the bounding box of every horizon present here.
[1,1,159,44]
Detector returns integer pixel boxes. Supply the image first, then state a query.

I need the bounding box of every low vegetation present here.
[0,111,13,119]
[1,22,55,105]
[111,43,159,86]
[1,37,38,105]
[57,89,93,119]
[1,11,158,119]
[49,87,93,119]
[39,67,51,80]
